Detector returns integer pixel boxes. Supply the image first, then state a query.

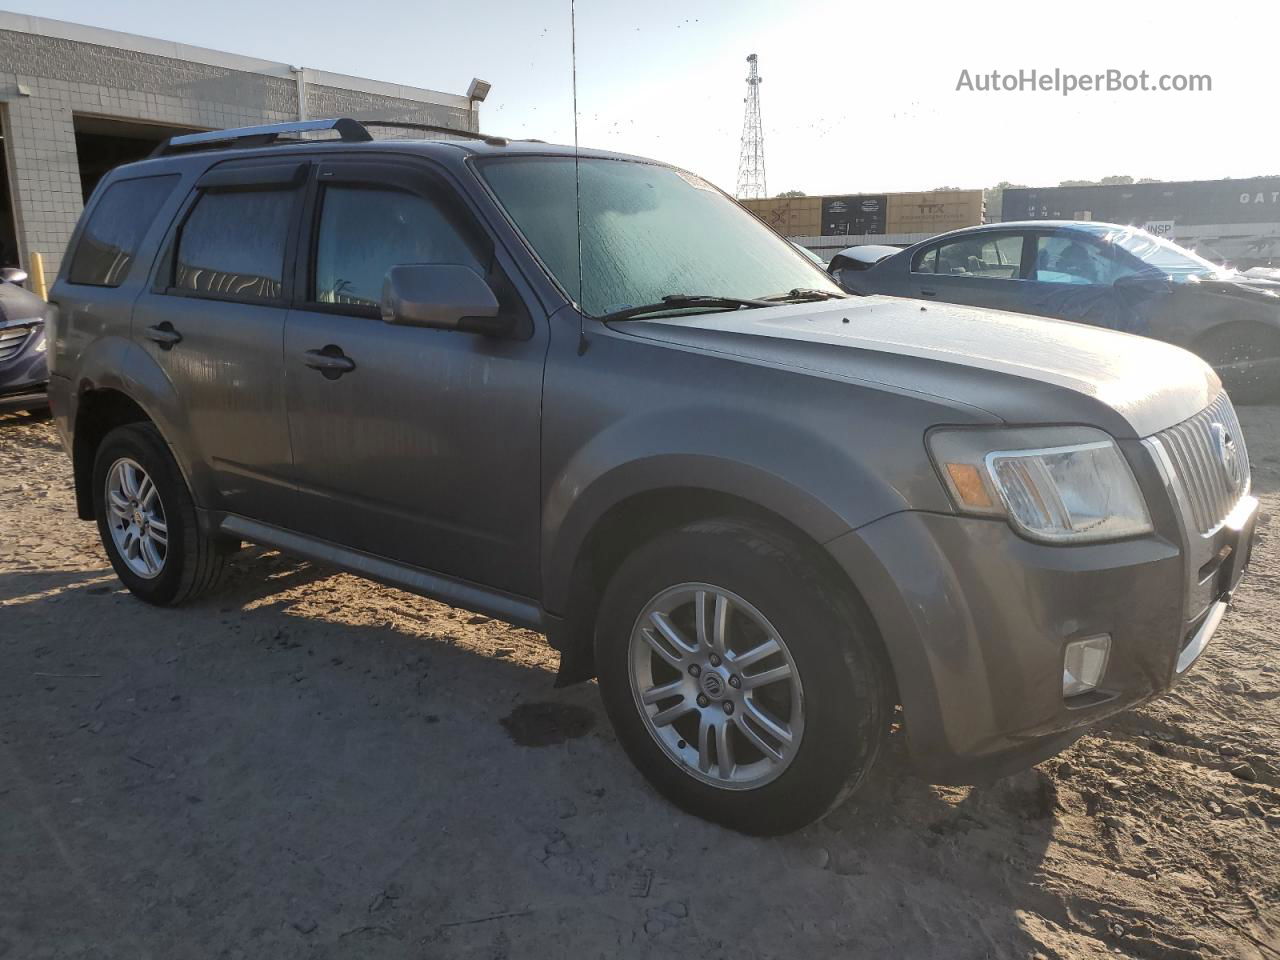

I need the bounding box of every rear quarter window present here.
[68,175,179,287]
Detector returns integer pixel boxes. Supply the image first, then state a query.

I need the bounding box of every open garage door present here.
[73,115,200,201]
[0,112,18,268]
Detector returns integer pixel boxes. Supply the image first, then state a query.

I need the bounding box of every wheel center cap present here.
[700,671,726,700]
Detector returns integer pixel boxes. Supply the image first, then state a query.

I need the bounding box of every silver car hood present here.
[621,296,1220,438]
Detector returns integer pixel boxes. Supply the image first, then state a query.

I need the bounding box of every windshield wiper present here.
[763,288,847,302]
[599,294,774,322]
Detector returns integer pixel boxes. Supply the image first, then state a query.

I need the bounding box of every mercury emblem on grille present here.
[1210,422,1241,490]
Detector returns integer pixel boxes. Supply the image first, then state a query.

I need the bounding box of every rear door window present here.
[172,190,295,302]
[68,175,179,286]
[1033,235,1141,286]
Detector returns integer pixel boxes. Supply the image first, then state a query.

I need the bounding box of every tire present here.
[594,518,887,835]
[92,422,231,605]
[1196,324,1280,405]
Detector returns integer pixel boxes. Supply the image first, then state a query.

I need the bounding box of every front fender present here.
[541,404,922,616]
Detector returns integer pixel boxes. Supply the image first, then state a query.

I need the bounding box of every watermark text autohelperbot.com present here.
[956,68,1211,96]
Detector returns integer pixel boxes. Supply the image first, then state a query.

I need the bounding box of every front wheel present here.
[595,518,887,835]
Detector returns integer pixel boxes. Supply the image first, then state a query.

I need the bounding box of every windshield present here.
[478,156,842,317]
[1102,227,1233,280]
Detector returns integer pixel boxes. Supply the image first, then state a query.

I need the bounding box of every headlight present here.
[928,426,1152,543]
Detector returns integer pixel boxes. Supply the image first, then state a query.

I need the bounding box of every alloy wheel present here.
[104,457,168,579]
[628,582,804,790]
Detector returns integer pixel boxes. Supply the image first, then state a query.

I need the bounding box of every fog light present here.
[1063,635,1111,698]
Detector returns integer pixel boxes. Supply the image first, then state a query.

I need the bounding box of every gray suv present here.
[46,119,1256,835]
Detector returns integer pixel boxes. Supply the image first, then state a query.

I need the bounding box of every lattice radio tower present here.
[735,53,767,200]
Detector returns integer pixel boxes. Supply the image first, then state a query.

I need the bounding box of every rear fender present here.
[71,336,214,510]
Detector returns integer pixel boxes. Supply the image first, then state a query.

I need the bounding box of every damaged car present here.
[0,267,49,414]
[836,222,1280,402]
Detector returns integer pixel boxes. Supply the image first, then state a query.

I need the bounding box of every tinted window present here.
[933,233,1024,279]
[173,190,294,301]
[312,185,482,309]
[68,175,178,286]
[912,247,937,274]
[1034,235,1140,286]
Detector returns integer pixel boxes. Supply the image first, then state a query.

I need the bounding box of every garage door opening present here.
[0,114,18,268]
[73,115,199,201]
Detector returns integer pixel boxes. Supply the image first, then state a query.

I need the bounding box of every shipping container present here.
[741,189,984,238]
[1001,178,1280,228]
[886,191,985,235]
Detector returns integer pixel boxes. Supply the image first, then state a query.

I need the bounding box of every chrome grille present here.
[1154,392,1250,535]
[0,325,32,362]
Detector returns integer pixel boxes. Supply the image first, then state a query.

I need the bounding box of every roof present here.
[919,220,1141,243]
[144,119,666,166]
[991,220,1133,232]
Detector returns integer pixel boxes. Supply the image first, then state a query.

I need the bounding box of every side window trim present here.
[196,161,307,191]
[153,161,308,308]
[1018,233,1036,279]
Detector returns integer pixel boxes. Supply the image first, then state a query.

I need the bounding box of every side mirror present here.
[380,263,510,336]
[0,267,28,285]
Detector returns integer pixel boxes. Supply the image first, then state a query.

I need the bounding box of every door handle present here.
[919,289,938,298]
[303,346,356,379]
[144,322,182,349]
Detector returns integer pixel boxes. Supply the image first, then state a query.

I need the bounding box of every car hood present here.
[0,283,48,324]
[617,296,1219,439]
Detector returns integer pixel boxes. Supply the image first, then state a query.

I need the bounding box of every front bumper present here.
[828,495,1256,783]
[0,387,48,412]
[0,320,48,410]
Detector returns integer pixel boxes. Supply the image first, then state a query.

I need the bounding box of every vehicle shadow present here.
[0,546,1060,960]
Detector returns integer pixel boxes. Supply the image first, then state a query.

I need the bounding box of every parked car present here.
[47,119,1256,834]
[834,222,1280,403]
[827,244,899,275]
[0,267,50,413]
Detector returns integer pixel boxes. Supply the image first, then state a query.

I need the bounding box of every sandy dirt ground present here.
[2,407,1278,960]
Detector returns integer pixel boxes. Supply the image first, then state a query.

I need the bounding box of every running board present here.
[218,515,545,632]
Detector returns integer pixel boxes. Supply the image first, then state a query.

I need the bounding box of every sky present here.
[8,0,1278,196]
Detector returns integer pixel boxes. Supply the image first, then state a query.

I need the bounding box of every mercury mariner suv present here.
[46,119,1256,835]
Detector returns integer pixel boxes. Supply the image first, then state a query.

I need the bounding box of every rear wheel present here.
[595,518,887,835]
[92,422,232,605]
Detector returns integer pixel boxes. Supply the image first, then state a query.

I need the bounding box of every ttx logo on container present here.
[956,68,1212,96]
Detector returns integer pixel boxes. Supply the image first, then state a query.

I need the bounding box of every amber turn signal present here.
[944,462,993,509]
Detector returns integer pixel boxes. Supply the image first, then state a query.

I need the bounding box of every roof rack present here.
[150,117,504,158]
[358,120,505,144]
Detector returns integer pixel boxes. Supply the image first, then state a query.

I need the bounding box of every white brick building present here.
[0,12,485,276]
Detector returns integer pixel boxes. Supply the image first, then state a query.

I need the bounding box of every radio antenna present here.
[571,0,588,355]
